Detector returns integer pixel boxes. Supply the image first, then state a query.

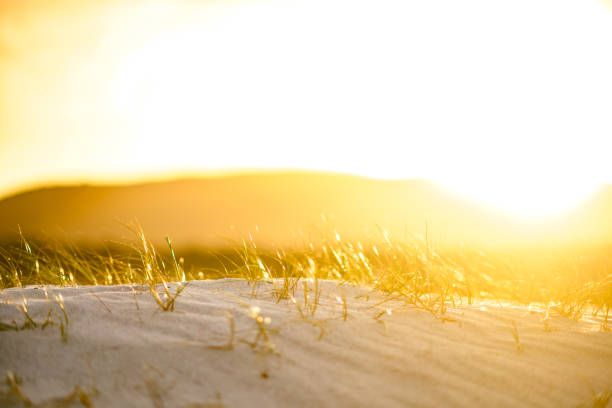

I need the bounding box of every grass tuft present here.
[1,225,611,327]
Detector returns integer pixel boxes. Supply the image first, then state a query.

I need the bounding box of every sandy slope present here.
[0,279,611,407]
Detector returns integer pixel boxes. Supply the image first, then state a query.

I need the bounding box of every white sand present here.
[1,279,611,407]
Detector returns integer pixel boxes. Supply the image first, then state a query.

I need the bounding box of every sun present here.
[435,176,599,218]
[100,0,611,219]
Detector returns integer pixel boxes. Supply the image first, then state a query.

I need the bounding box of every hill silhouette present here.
[0,172,610,248]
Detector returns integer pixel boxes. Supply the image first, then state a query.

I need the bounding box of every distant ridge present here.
[0,172,611,247]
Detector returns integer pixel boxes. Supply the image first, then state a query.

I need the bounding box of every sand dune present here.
[1,280,611,407]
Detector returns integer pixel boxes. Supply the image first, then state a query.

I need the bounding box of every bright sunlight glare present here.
[1,0,611,217]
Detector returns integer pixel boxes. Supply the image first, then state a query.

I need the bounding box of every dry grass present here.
[1,225,611,327]
[1,370,95,407]
[0,289,69,342]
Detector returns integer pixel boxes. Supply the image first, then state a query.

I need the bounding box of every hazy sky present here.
[1,0,611,215]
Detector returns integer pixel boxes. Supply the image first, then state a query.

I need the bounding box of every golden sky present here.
[1,0,611,216]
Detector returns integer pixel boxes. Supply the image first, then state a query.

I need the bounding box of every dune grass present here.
[0,287,69,342]
[2,370,96,407]
[0,225,611,328]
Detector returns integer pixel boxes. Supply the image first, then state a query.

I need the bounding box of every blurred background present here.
[1,0,611,250]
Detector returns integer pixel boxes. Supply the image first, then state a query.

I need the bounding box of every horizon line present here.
[0,168,436,200]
